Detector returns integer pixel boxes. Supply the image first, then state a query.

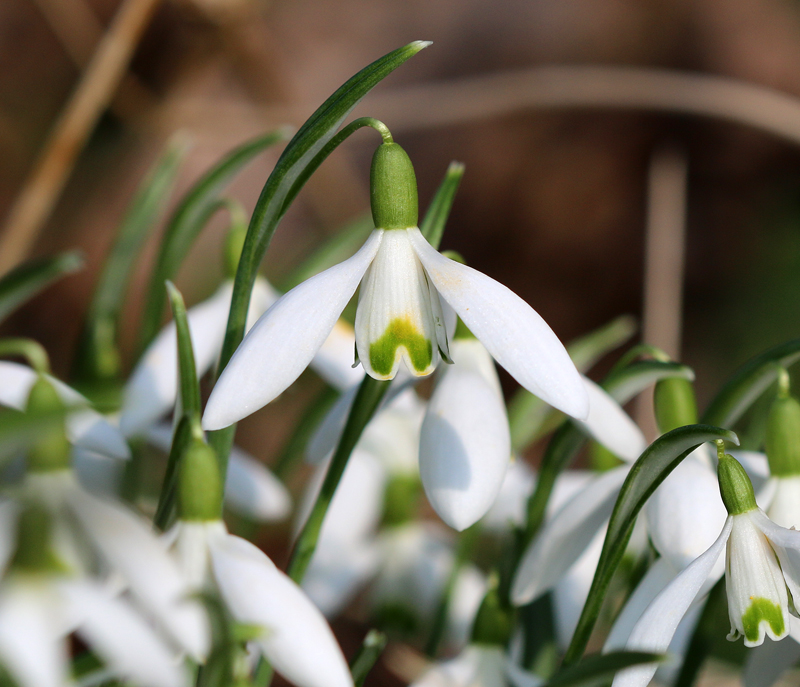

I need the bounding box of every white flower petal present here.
[419,364,510,531]
[294,448,386,546]
[355,229,440,379]
[411,645,507,687]
[0,577,66,687]
[744,619,800,687]
[407,227,588,420]
[63,580,187,687]
[577,377,645,462]
[67,485,210,660]
[766,476,800,530]
[446,565,489,651]
[553,526,605,649]
[612,516,732,687]
[481,459,536,532]
[246,278,280,331]
[311,320,365,391]
[749,509,800,608]
[169,520,227,591]
[210,534,353,687]
[726,512,790,646]
[225,446,292,522]
[302,538,381,618]
[0,362,131,459]
[505,659,545,687]
[644,451,728,570]
[203,231,382,429]
[72,447,124,496]
[121,283,234,437]
[605,557,680,651]
[511,465,629,605]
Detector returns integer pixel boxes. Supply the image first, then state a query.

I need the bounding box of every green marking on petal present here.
[742,597,785,642]
[369,317,432,377]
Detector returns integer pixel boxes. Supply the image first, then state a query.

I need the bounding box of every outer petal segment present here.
[203,231,382,430]
[407,228,588,420]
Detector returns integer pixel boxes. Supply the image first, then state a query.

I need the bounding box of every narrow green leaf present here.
[140,130,289,351]
[350,630,388,687]
[546,651,663,687]
[420,161,465,250]
[702,338,800,428]
[522,359,694,545]
[210,41,430,474]
[509,315,638,452]
[165,282,200,421]
[562,424,739,666]
[0,252,82,324]
[75,138,188,387]
[277,216,373,292]
[153,414,192,531]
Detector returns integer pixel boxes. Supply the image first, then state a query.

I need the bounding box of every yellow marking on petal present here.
[369,317,433,377]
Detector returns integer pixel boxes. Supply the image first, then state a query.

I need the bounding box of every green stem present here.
[287,376,389,583]
[0,338,50,374]
[350,630,388,687]
[252,658,273,687]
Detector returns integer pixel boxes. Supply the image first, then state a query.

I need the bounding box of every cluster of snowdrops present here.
[2,42,800,687]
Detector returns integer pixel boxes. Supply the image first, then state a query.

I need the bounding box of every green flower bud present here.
[11,502,66,573]
[470,585,514,647]
[765,393,800,477]
[654,377,698,434]
[178,438,223,521]
[26,377,70,473]
[370,142,418,230]
[717,449,757,515]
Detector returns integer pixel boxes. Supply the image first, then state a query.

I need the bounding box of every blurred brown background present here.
[4,0,800,440]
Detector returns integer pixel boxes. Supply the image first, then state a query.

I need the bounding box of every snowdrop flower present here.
[14,377,208,661]
[0,503,187,687]
[122,277,362,438]
[203,140,589,431]
[0,361,129,459]
[762,380,800,530]
[167,438,353,687]
[410,645,516,687]
[613,449,800,687]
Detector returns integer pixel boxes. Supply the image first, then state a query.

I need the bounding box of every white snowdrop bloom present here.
[0,571,187,687]
[146,424,291,522]
[420,337,644,532]
[446,566,489,651]
[121,278,362,439]
[202,142,588,431]
[167,521,353,687]
[0,361,129,459]
[370,522,455,631]
[410,645,508,687]
[120,278,276,438]
[612,453,800,687]
[23,470,209,661]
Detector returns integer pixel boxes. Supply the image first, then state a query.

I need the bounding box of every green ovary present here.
[742,597,785,642]
[369,317,432,376]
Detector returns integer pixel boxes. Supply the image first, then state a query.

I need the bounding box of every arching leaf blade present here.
[420,161,464,250]
[546,651,663,687]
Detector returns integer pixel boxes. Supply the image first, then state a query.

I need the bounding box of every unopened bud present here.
[370,142,418,230]
[654,377,698,434]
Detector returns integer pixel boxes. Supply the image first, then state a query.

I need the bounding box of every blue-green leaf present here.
[562,424,739,665]
[546,651,663,687]
[139,130,288,351]
[0,252,82,324]
[702,338,800,428]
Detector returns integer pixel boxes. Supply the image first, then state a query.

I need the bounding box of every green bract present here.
[717,452,757,515]
[370,142,419,230]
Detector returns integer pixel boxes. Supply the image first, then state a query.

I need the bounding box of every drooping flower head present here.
[203,138,589,430]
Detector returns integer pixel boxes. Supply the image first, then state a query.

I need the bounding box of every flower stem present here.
[350,630,388,687]
[287,375,390,583]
